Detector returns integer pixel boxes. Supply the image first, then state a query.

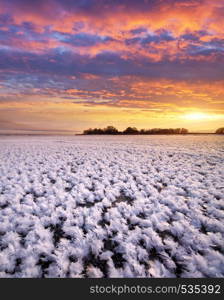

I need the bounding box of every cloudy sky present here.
[0,0,224,133]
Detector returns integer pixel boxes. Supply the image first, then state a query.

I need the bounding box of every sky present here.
[0,0,224,134]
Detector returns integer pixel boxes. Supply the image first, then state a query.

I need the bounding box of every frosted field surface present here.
[0,135,224,278]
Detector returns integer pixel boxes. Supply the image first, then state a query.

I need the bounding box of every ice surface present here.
[0,135,223,277]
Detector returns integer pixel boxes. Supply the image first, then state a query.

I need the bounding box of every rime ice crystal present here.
[0,135,223,278]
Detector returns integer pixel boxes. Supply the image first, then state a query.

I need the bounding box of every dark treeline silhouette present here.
[215,127,224,134]
[83,126,189,135]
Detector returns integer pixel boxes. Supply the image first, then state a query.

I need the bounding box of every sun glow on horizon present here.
[182,112,221,121]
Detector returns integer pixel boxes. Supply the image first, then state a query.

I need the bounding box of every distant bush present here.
[215,127,224,134]
[83,128,104,135]
[83,126,189,135]
[123,127,139,134]
[139,128,188,134]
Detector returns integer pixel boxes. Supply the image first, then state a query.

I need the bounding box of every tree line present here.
[83,126,189,135]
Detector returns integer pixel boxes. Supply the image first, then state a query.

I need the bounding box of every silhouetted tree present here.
[83,128,104,134]
[83,126,189,135]
[216,127,224,134]
[103,126,119,134]
[140,129,147,134]
[123,127,139,134]
[180,128,188,134]
[83,128,93,134]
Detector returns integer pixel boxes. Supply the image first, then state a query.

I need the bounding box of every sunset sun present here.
[182,112,221,122]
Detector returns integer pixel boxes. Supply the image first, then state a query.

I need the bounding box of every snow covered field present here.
[0,135,223,278]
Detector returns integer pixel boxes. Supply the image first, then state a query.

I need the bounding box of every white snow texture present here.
[0,135,223,278]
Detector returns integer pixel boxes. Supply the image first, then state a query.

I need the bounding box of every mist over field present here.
[0,135,223,278]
